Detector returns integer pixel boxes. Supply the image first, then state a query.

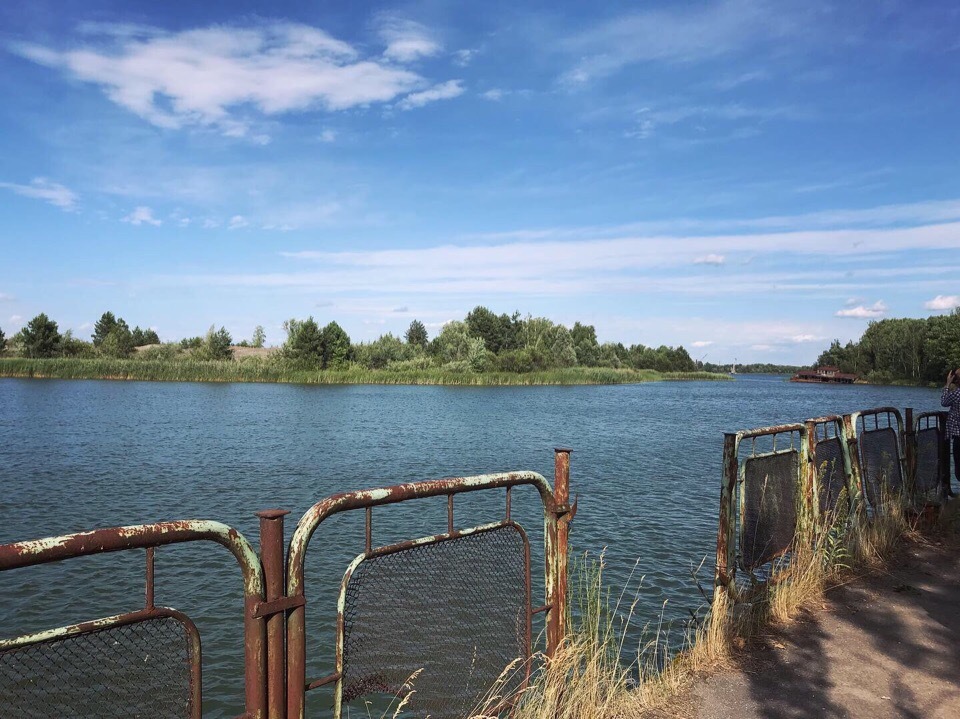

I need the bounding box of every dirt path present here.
[686,535,960,719]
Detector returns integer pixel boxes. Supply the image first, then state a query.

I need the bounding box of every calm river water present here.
[0,376,943,716]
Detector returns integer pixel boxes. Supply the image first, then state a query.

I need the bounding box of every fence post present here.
[802,421,818,537]
[904,408,917,501]
[546,448,572,657]
[715,433,738,603]
[842,414,865,511]
[257,509,290,719]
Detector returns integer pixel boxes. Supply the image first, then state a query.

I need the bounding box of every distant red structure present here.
[790,365,858,384]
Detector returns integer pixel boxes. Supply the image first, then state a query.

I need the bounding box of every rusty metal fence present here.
[0,451,574,719]
[0,521,267,719]
[716,407,948,602]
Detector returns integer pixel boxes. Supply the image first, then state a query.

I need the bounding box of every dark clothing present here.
[942,387,960,492]
[954,437,960,483]
[942,386,960,437]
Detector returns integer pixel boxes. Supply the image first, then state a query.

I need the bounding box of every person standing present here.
[941,368,960,497]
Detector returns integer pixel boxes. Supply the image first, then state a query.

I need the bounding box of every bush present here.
[139,343,180,361]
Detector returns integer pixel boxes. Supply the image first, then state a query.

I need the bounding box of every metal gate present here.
[0,521,267,719]
[284,450,574,719]
[0,451,574,719]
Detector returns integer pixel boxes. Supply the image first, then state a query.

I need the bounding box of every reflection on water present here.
[0,376,941,716]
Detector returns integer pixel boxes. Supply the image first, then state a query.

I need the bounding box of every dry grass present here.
[474,491,926,719]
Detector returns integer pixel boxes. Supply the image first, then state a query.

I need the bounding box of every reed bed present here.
[0,358,729,386]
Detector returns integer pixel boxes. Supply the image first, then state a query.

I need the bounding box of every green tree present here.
[130,326,159,346]
[100,326,135,357]
[21,313,62,358]
[93,312,122,347]
[143,328,160,345]
[281,317,324,364]
[571,322,600,366]
[0,326,5,353]
[434,321,487,371]
[321,321,351,368]
[548,325,578,368]
[405,319,428,348]
[465,306,520,354]
[201,325,233,360]
[356,333,413,369]
[252,325,266,349]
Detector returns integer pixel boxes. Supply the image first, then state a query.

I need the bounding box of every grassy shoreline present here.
[0,358,730,386]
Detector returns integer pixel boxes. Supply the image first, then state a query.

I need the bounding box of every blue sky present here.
[1,0,958,363]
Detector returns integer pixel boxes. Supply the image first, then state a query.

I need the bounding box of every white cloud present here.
[318,129,337,143]
[481,88,504,101]
[228,215,250,230]
[9,315,23,325]
[693,253,725,265]
[790,334,820,343]
[691,340,713,348]
[122,206,161,226]
[377,17,442,62]
[560,0,801,85]
[924,294,960,311]
[15,21,456,138]
[397,80,464,110]
[0,178,78,210]
[835,300,887,319]
[202,219,220,229]
[0,293,15,302]
[453,49,476,67]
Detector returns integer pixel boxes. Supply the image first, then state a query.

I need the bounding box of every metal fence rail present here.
[0,452,575,719]
[0,521,267,719]
[284,454,574,719]
[853,408,906,509]
[717,406,948,604]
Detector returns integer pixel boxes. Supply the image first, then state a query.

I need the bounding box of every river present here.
[0,376,943,716]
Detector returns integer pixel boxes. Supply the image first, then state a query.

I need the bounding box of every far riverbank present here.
[0,357,730,386]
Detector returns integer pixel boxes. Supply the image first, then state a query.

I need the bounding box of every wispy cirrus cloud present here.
[924,295,960,311]
[376,17,441,62]
[693,253,725,266]
[122,206,161,226]
[0,178,78,210]
[13,20,456,139]
[835,300,887,319]
[396,80,464,110]
[559,0,803,85]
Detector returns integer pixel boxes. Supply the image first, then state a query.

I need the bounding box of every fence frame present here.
[0,520,268,719]
[716,423,807,602]
[283,452,574,719]
[848,406,907,511]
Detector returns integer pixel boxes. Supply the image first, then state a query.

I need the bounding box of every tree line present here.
[0,306,699,374]
[814,309,960,384]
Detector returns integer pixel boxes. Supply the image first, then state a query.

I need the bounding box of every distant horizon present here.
[2,1,958,364]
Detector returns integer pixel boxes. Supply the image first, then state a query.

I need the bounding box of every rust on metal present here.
[715,433,738,596]
[257,509,290,719]
[0,519,267,719]
[284,467,564,719]
[547,448,572,657]
[145,546,155,610]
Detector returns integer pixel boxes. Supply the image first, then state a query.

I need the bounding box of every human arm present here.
[942,370,959,406]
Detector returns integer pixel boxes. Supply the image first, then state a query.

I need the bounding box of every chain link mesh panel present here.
[915,427,942,495]
[341,525,529,719]
[814,437,847,515]
[859,427,903,506]
[741,451,799,571]
[0,616,196,719]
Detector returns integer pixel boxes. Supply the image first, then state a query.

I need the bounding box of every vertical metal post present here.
[904,408,916,501]
[715,433,738,603]
[546,448,572,657]
[802,422,818,537]
[842,414,865,512]
[257,509,290,719]
[145,546,155,610]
